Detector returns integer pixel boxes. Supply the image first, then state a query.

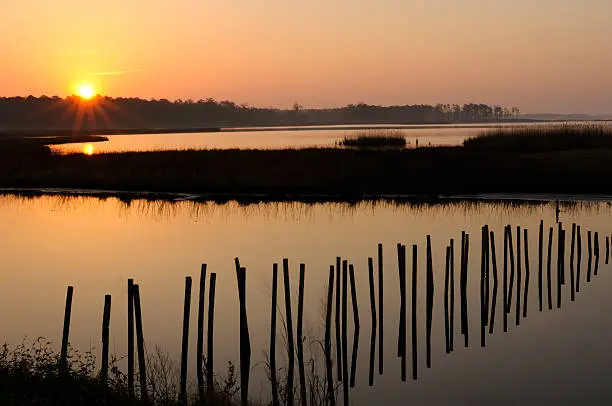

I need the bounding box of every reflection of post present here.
[426,235,434,368]
[516,226,521,325]
[576,226,582,292]
[570,224,576,302]
[411,244,418,380]
[538,220,543,312]
[547,227,553,310]
[523,229,530,318]
[325,267,336,404]
[367,259,376,388]
[489,231,498,334]
[587,231,593,282]
[378,244,384,375]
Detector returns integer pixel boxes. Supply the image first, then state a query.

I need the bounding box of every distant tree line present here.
[0,96,522,131]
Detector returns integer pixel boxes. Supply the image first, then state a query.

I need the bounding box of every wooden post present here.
[60,286,74,370]
[341,260,349,406]
[445,245,451,353]
[180,276,192,405]
[325,267,336,405]
[587,231,592,282]
[606,236,610,265]
[411,244,418,380]
[282,259,295,406]
[236,259,251,406]
[594,232,600,276]
[197,265,207,401]
[558,223,564,286]
[101,294,111,384]
[489,231,498,334]
[449,239,455,352]
[297,264,307,404]
[570,224,576,302]
[523,229,530,318]
[426,235,434,368]
[577,226,582,292]
[461,233,470,348]
[484,225,490,327]
[538,220,543,312]
[133,284,148,402]
[480,227,486,347]
[503,226,508,332]
[507,225,515,315]
[349,264,360,387]
[207,273,217,400]
[127,278,135,398]
[516,226,522,325]
[367,258,376,387]
[547,227,553,310]
[335,257,342,382]
[377,243,384,375]
[397,244,407,381]
[270,264,279,406]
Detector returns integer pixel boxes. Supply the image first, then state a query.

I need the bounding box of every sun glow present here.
[83,144,94,155]
[77,84,96,99]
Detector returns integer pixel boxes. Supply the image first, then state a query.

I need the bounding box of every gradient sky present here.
[1,0,611,113]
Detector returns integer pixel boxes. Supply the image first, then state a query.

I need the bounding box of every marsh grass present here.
[339,130,407,149]
[464,124,612,153]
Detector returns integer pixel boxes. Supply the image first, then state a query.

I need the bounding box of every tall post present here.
[349,264,360,387]
[489,231,498,334]
[297,264,307,404]
[538,220,543,312]
[587,231,593,282]
[461,233,470,348]
[180,276,193,405]
[523,229,530,318]
[445,245,451,353]
[426,235,434,368]
[411,244,418,380]
[503,227,508,332]
[127,279,135,398]
[207,273,217,400]
[325,267,336,405]
[547,227,553,310]
[516,226,522,325]
[236,259,251,406]
[341,260,349,406]
[197,265,207,401]
[480,227,486,347]
[335,257,342,382]
[282,259,295,406]
[133,284,148,403]
[367,259,376,387]
[570,224,576,302]
[449,239,455,352]
[270,264,279,406]
[60,286,74,370]
[577,226,582,292]
[377,243,384,375]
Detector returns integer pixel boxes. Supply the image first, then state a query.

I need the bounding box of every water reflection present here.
[0,193,611,404]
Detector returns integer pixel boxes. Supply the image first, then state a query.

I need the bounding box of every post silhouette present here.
[411,244,418,380]
[516,226,522,325]
[349,264,360,387]
[449,239,455,352]
[207,273,217,400]
[270,264,279,406]
[480,227,486,347]
[558,223,564,286]
[445,245,451,353]
[397,245,407,381]
[538,220,543,312]
[523,228,530,318]
[297,264,307,403]
[461,233,470,348]
[377,243,384,375]
[503,227,508,332]
[335,257,342,381]
[127,279,135,397]
[60,286,74,370]
[197,265,207,401]
[489,231,498,334]
[484,226,490,327]
[325,267,336,405]
[587,231,592,282]
[547,227,553,310]
[368,258,376,387]
[180,276,192,405]
[426,235,434,368]
[570,224,576,302]
[577,226,582,292]
[606,236,610,265]
[133,284,148,403]
[282,259,295,406]
[341,260,349,406]
[594,232,600,276]
[235,259,251,406]
[101,294,111,385]
[507,225,515,315]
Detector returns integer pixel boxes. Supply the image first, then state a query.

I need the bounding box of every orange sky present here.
[1,0,611,114]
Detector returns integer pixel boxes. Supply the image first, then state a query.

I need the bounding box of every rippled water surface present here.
[1,194,611,404]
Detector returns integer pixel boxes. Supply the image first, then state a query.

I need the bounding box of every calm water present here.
[1,194,611,404]
[47,122,612,154]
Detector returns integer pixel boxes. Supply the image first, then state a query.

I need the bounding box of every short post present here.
[503,226,508,332]
[605,235,610,265]
[516,226,521,325]
[594,232,600,276]
[587,231,593,282]
[577,226,582,292]
[60,286,74,370]
[101,294,111,384]
[449,239,455,352]
[489,231,498,334]
[570,224,576,302]
[207,273,217,400]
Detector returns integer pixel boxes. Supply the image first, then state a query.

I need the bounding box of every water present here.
[46,122,611,154]
[0,193,611,404]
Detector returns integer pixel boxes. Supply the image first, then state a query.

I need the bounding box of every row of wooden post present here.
[56,225,611,405]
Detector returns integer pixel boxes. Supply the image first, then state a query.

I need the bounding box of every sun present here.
[77,84,96,99]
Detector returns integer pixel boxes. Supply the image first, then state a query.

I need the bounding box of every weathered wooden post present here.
[60,286,74,370]
[325,267,336,405]
[489,231,498,334]
[341,260,349,406]
[207,273,217,400]
[270,264,279,406]
[594,232,600,276]
[461,233,470,348]
[100,294,111,384]
[197,266,207,401]
[282,259,295,406]
[128,279,135,398]
[426,235,434,368]
[397,244,407,381]
[368,258,376,388]
[547,227,553,310]
[507,225,515,315]
[538,220,543,312]
[570,224,576,302]
[133,284,148,402]
[523,229,530,317]
[577,226,582,292]
[335,257,342,382]
[445,245,451,353]
[411,244,418,379]
[236,259,251,406]
[180,276,193,405]
[587,231,593,282]
[378,243,384,375]
[297,264,307,404]
[349,264,360,387]
[516,226,522,325]
[449,239,455,352]
[503,226,508,332]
